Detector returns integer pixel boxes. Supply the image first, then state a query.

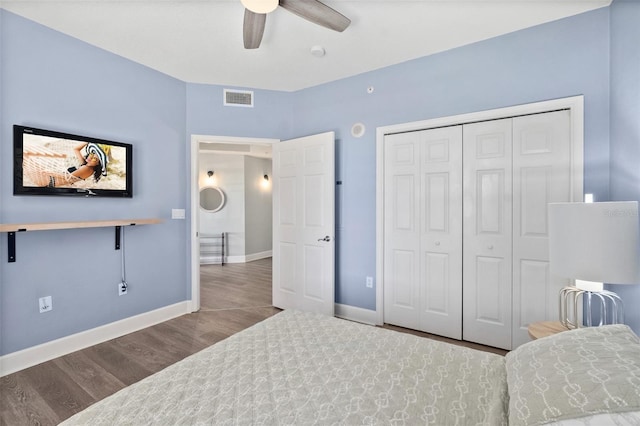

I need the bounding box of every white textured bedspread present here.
[61,310,508,425]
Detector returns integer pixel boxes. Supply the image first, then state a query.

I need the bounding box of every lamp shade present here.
[548,201,640,285]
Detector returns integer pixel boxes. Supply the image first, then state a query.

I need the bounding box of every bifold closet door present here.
[511,110,572,348]
[462,111,572,350]
[383,109,574,349]
[462,118,513,349]
[383,126,463,339]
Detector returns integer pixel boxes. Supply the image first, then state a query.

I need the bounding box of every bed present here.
[60,309,640,425]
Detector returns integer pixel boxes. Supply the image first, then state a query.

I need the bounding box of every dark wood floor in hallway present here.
[200,257,272,311]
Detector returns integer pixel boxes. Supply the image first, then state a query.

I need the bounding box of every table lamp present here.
[548,201,640,328]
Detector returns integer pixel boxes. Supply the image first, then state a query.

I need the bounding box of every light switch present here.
[172,209,186,219]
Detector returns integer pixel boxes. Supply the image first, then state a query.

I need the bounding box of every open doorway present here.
[190,135,278,312]
[200,258,272,310]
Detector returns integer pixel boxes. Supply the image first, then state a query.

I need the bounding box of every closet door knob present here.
[435,241,441,246]
[488,245,494,250]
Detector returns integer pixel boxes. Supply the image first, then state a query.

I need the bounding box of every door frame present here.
[375,96,585,326]
[189,134,279,312]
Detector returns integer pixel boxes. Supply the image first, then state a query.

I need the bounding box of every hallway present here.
[200,257,272,310]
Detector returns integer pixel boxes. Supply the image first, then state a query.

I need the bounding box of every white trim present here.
[190,135,279,313]
[223,252,271,264]
[0,302,190,377]
[334,303,378,325]
[245,250,272,262]
[375,96,585,326]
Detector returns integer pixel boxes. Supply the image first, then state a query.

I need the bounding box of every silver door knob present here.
[318,236,331,242]
[435,241,441,246]
[488,245,494,250]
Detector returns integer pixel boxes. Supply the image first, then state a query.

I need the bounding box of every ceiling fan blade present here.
[243,9,267,49]
[279,0,350,32]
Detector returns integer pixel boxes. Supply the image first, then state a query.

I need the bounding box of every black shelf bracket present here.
[7,229,26,263]
[115,226,121,250]
[8,232,16,263]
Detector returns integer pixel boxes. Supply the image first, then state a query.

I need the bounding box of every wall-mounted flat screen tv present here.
[13,125,133,198]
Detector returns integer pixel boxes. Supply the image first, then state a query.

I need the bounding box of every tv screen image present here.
[14,125,133,197]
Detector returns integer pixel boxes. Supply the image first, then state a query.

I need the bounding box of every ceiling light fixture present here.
[241,0,278,14]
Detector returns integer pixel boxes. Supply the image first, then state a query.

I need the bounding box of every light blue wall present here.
[291,8,612,312]
[0,11,188,355]
[184,83,293,295]
[2,2,634,356]
[186,83,293,139]
[609,0,640,330]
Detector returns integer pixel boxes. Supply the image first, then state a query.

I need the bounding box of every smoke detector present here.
[310,45,326,58]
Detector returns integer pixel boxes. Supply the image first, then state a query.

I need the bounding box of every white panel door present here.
[272,132,335,316]
[383,132,420,329]
[511,110,572,347]
[384,126,463,339]
[463,118,513,350]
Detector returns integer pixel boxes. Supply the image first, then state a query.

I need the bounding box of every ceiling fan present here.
[241,0,351,49]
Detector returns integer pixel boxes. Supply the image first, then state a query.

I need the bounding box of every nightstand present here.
[528,321,570,340]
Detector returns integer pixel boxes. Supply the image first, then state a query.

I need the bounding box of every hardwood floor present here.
[0,259,279,426]
[200,258,272,310]
[1,257,505,425]
[382,324,508,356]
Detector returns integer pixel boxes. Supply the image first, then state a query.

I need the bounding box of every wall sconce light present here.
[206,170,215,185]
[263,174,269,182]
[261,174,270,189]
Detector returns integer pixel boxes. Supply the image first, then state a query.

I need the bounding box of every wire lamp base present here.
[559,286,624,329]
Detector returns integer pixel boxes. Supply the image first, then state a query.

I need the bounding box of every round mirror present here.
[200,187,225,212]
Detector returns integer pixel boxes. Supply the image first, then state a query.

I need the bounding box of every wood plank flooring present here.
[1,258,279,426]
[1,257,506,425]
[200,258,272,310]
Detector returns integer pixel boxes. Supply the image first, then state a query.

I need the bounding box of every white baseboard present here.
[245,250,272,262]
[335,303,379,325]
[225,251,272,264]
[0,301,190,377]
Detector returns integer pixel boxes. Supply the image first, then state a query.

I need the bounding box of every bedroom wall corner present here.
[609,0,640,335]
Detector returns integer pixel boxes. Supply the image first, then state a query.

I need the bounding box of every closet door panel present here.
[422,173,451,316]
[419,127,463,339]
[512,110,572,347]
[474,255,508,323]
[463,118,513,350]
[384,127,462,339]
[384,133,421,329]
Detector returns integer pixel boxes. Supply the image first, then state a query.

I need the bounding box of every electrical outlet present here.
[365,276,373,288]
[39,296,52,313]
[118,281,128,296]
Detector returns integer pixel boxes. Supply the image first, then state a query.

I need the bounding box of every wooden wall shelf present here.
[0,218,162,233]
[0,218,162,262]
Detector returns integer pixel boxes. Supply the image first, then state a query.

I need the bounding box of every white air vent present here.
[224,89,254,107]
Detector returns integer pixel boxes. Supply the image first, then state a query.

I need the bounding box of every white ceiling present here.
[1,0,611,92]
